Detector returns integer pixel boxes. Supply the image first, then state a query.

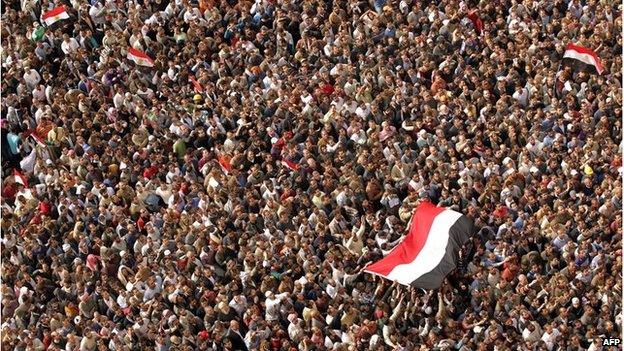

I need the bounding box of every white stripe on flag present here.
[563,51,597,66]
[382,210,462,285]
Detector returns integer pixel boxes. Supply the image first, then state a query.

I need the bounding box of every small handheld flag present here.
[281,158,299,171]
[127,47,155,67]
[217,155,232,174]
[466,10,483,36]
[42,6,70,26]
[189,75,204,93]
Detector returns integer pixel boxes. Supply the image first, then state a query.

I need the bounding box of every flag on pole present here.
[14,169,29,187]
[364,201,474,289]
[127,47,155,67]
[563,43,604,75]
[41,6,69,26]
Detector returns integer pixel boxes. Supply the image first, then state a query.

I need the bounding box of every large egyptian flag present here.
[364,201,474,289]
[563,43,604,75]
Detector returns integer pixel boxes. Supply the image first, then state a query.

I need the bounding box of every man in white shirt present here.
[512,84,529,107]
[229,295,248,316]
[522,321,542,342]
[143,276,162,302]
[540,323,561,351]
[23,66,41,90]
[61,34,79,56]
[88,2,105,25]
[264,291,288,322]
[79,329,98,351]
[288,317,305,344]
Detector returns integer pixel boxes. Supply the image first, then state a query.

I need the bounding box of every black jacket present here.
[225,328,248,351]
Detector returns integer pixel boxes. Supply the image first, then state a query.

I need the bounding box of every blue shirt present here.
[7,133,20,154]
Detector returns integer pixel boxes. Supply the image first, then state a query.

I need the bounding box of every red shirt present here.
[143,165,158,179]
[39,201,51,215]
[2,183,17,200]
[320,83,334,96]
[492,206,508,219]
[502,262,519,281]
[137,217,145,231]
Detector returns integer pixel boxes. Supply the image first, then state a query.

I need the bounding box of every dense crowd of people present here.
[1,0,622,350]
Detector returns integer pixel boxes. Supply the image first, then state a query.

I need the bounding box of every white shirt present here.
[113,92,124,110]
[288,321,304,342]
[265,293,288,321]
[183,7,203,23]
[145,12,165,26]
[326,284,337,299]
[61,38,79,55]
[541,328,561,351]
[32,85,46,101]
[143,284,161,302]
[355,105,370,119]
[88,4,105,24]
[116,294,127,308]
[229,296,248,315]
[23,69,41,89]
[513,88,529,107]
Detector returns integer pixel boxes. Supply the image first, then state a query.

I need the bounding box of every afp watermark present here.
[602,338,621,347]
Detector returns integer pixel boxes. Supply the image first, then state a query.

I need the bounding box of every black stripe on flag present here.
[411,215,475,290]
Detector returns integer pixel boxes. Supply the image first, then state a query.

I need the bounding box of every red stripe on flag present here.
[42,6,67,20]
[31,133,46,146]
[364,201,444,276]
[127,47,154,66]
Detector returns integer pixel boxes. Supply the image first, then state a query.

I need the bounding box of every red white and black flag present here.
[364,201,474,289]
[563,43,604,75]
[127,47,155,67]
[281,158,299,171]
[42,6,70,26]
[189,75,204,93]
